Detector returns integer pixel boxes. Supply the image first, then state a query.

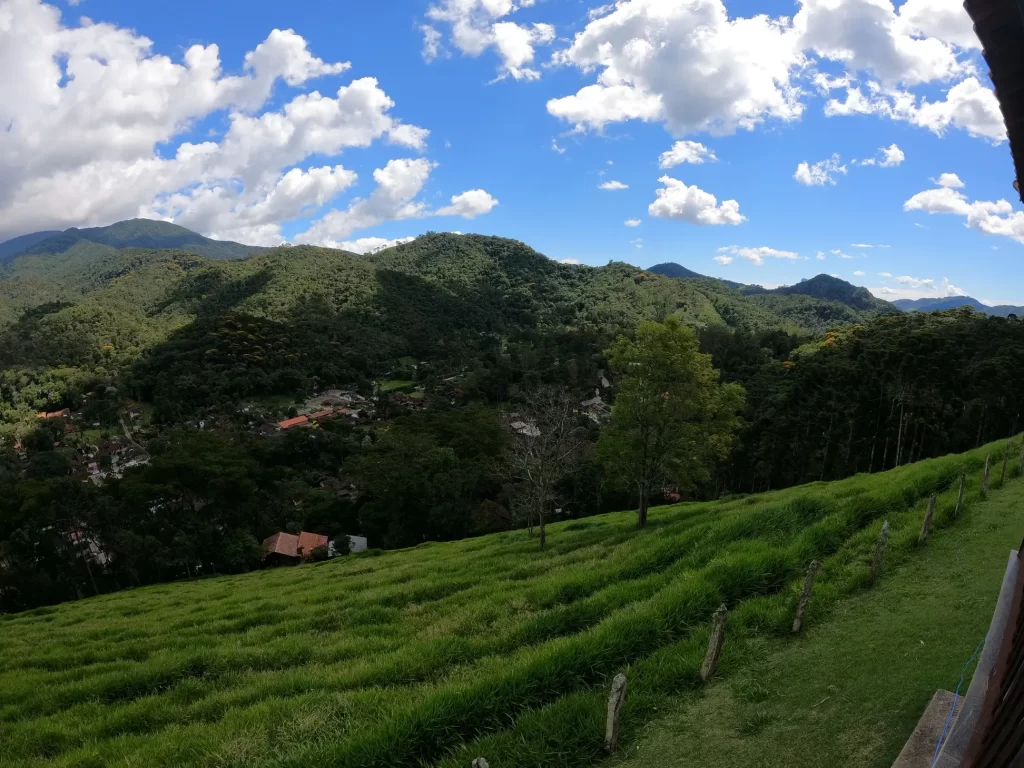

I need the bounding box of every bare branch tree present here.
[501,387,589,549]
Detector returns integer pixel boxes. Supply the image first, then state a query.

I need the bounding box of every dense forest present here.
[1,228,1021,612]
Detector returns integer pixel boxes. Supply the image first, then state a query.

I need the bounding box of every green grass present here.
[0,438,1020,767]
[608,460,1024,768]
[378,379,414,393]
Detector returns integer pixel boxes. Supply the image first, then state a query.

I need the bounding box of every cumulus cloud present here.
[631,238,643,248]
[794,154,848,185]
[0,1,453,245]
[551,140,566,154]
[896,0,981,50]
[545,0,990,143]
[823,77,1005,141]
[717,245,799,265]
[599,180,629,190]
[793,0,970,87]
[860,143,905,166]
[873,274,966,299]
[816,250,826,260]
[904,177,1024,243]
[423,0,554,80]
[560,257,582,264]
[436,189,500,217]
[339,236,417,254]
[879,271,892,277]
[649,177,745,225]
[659,141,718,168]
[547,0,805,136]
[713,254,734,265]
[853,270,865,276]
[832,249,854,258]
[625,218,641,227]
[295,159,497,247]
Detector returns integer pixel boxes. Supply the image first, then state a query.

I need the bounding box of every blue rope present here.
[931,637,986,766]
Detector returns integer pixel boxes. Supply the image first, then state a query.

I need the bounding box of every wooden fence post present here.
[953,473,966,519]
[918,494,936,545]
[982,455,991,494]
[472,759,490,768]
[605,673,627,752]
[1002,440,1011,486]
[701,604,729,682]
[870,520,890,585]
[792,560,821,634]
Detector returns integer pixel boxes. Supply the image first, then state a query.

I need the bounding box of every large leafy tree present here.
[598,317,745,527]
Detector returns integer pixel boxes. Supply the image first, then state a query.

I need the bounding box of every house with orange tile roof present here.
[278,415,309,430]
[262,530,329,566]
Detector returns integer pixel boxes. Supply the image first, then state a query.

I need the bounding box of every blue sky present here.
[1,0,1021,303]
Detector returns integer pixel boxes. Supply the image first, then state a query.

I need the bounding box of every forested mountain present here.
[1,228,1023,611]
[0,219,266,264]
[771,274,894,312]
[894,296,1024,317]
[647,262,711,280]
[0,230,61,262]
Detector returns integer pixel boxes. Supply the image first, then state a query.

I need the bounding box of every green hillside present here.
[0,437,1016,767]
[7,219,267,263]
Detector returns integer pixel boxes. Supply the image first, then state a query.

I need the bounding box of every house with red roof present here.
[262,530,329,567]
[278,415,309,430]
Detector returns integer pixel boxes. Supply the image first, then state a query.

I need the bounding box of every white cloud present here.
[713,254,734,265]
[560,257,582,264]
[421,25,445,62]
[936,172,964,188]
[631,238,643,248]
[896,0,980,50]
[873,275,966,299]
[295,159,498,247]
[832,249,854,258]
[904,178,1024,243]
[649,176,745,225]
[717,245,799,265]
[551,139,566,154]
[659,141,718,168]
[794,154,848,185]
[816,250,826,260]
[338,236,417,254]
[436,189,500,217]
[625,218,641,227]
[851,243,873,248]
[423,0,555,80]
[794,0,971,87]
[0,2,448,244]
[547,0,805,136]
[599,180,629,190]
[823,77,1005,142]
[879,271,893,277]
[853,270,865,276]
[861,143,905,166]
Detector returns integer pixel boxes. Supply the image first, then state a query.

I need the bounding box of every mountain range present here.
[0,219,266,264]
[892,296,1024,317]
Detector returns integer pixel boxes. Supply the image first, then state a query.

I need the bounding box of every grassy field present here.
[0,439,1020,768]
[610,459,1024,767]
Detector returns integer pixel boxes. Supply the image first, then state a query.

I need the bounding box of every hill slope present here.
[893,295,1024,317]
[10,219,267,262]
[0,438,1013,767]
[0,230,61,262]
[771,274,894,312]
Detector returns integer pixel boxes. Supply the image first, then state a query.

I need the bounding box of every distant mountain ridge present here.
[0,230,62,262]
[771,274,894,313]
[0,219,267,263]
[892,296,1024,317]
